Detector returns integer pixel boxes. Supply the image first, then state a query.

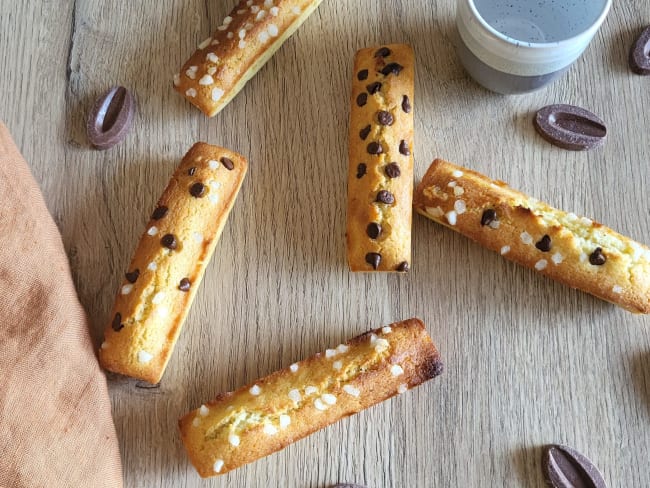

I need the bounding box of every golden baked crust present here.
[413,159,650,314]
[99,143,248,383]
[347,44,415,272]
[179,318,443,477]
[174,0,323,117]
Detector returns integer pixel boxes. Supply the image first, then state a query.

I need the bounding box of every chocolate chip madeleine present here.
[347,44,415,272]
[99,143,248,383]
[174,0,324,117]
[179,318,443,477]
[414,159,650,313]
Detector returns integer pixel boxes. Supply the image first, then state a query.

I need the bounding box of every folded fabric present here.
[0,122,123,487]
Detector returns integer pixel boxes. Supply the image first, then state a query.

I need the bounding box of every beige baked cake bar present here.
[347,44,415,272]
[179,318,443,477]
[99,143,248,383]
[414,159,650,313]
[174,0,324,117]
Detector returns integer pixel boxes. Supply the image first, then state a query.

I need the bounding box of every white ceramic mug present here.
[456,0,612,94]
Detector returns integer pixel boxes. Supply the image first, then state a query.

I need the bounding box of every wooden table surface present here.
[2,1,649,487]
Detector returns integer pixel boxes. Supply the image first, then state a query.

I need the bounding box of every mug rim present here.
[466,0,612,49]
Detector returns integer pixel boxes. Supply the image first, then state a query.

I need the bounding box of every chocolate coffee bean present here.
[630,26,650,75]
[87,86,136,150]
[534,104,606,151]
[543,444,607,488]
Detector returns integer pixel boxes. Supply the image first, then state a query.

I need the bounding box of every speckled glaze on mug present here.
[456,0,611,94]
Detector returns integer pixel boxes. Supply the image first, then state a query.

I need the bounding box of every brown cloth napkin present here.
[0,123,123,488]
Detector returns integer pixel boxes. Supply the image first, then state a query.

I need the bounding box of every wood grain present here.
[1,1,649,487]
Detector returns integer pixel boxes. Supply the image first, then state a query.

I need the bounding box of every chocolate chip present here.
[188,167,197,176]
[629,26,650,75]
[356,163,367,179]
[543,444,607,488]
[359,125,371,140]
[377,111,394,126]
[357,69,369,81]
[385,163,401,178]
[112,313,124,332]
[367,82,382,94]
[375,47,391,58]
[535,235,552,252]
[589,247,607,266]
[367,142,383,155]
[356,93,368,107]
[151,206,168,220]
[161,234,178,250]
[534,104,607,151]
[190,182,206,198]
[380,63,404,76]
[366,222,382,239]
[402,95,412,113]
[397,261,410,272]
[125,269,140,284]
[179,278,191,292]
[480,209,497,227]
[221,157,235,170]
[399,140,410,155]
[87,86,136,150]
[365,253,381,270]
[376,190,395,204]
